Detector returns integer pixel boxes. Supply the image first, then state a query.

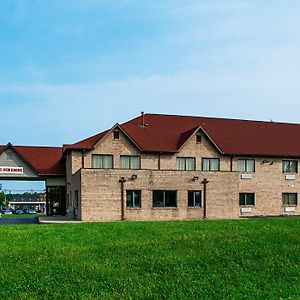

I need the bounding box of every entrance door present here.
[46,186,66,216]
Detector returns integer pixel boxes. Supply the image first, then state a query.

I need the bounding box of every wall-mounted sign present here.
[0,166,24,175]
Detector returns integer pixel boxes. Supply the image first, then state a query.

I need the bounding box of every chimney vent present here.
[141,111,145,126]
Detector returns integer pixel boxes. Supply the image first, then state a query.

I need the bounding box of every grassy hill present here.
[0,218,299,299]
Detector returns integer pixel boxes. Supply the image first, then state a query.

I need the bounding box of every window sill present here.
[188,207,202,209]
[239,172,255,174]
[92,167,113,169]
[152,207,178,210]
[126,207,142,210]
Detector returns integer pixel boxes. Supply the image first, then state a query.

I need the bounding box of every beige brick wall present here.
[83,130,158,169]
[66,152,82,209]
[234,157,300,217]
[160,131,231,171]
[67,128,300,221]
[68,170,81,219]
[72,151,83,173]
[79,169,239,222]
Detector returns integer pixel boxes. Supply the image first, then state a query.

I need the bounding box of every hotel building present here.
[1,113,300,221]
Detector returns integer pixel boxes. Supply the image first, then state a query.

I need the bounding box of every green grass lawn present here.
[0,218,299,300]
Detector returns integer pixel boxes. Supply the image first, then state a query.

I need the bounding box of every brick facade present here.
[67,127,300,221]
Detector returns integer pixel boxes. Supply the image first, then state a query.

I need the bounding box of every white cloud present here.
[1,0,300,146]
[1,55,300,141]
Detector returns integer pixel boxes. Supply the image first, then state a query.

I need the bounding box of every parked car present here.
[27,209,37,214]
[15,209,23,215]
[3,208,13,215]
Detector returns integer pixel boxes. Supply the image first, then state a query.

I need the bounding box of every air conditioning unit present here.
[241,207,252,213]
[285,174,296,180]
[241,174,252,179]
[284,206,295,212]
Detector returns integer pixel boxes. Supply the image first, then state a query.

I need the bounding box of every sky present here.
[1,0,300,190]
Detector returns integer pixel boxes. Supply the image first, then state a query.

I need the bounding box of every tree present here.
[5,193,13,202]
[0,192,6,209]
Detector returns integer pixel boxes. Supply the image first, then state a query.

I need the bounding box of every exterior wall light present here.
[192,176,199,181]
[131,174,138,181]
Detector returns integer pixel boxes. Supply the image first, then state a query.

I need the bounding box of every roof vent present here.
[6,149,13,156]
[140,112,148,127]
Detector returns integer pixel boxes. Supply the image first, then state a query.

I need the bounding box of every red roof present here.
[71,113,300,157]
[64,130,109,151]
[3,114,300,177]
[0,145,65,176]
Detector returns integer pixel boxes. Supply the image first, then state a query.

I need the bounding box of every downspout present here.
[158,152,161,170]
[202,178,209,219]
[119,177,126,221]
[230,156,233,172]
[81,149,85,169]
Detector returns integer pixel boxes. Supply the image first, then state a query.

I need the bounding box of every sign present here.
[0,166,24,175]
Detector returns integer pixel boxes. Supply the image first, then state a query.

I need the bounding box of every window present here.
[120,156,141,169]
[202,158,220,171]
[238,159,255,172]
[283,160,298,173]
[239,193,255,206]
[92,154,113,169]
[282,193,297,206]
[74,190,79,208]
[126,190,141,208]
[113,130,119,139]
[176,157,196,171]
[153,190,177,207]
[188,191,201,207]
[196,134,202,143]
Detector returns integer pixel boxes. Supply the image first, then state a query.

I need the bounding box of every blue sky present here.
[1,0,300,190]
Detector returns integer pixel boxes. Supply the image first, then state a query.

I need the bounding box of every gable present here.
[176,129,220,158]
[92,127,141,155]
[0,147,38,178]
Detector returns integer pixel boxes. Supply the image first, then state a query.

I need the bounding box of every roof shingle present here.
[71,113,300,157]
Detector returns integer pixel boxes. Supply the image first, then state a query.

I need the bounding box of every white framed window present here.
[176,157,196,171]
[238,159,255,172]
[202,158,220,171]
[120,156,141,169]
[92,154,113,169]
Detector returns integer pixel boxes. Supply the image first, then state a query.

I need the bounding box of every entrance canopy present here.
[0,143,66,215]
[0,143,65,180]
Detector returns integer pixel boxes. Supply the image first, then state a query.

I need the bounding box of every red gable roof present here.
[0,145,65,176]
[70,113,300,157]
[64,130,109,151]
[3,113,300,177]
